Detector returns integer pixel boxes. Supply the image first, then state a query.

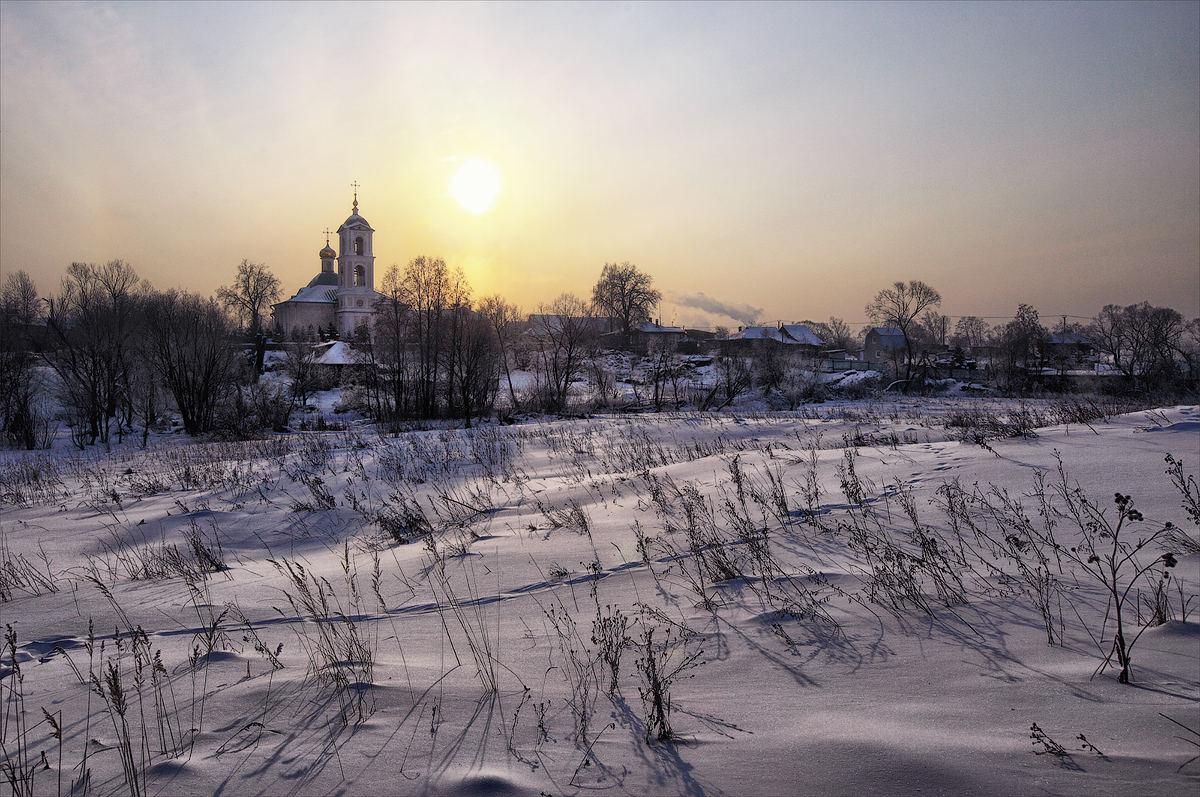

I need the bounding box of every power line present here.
[839,314,1093,324]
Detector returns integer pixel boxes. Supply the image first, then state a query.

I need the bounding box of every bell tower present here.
[335,183,377,337]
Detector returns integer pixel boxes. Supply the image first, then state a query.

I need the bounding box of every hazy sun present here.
[451,158,500,213]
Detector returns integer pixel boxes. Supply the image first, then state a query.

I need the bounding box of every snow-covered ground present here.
[1,400,1197,796]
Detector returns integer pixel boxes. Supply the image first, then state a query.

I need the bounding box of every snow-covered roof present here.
[632,321,685,334]
[870,327,906,347]
[1048,332,1093,345]
[313,341,359,366]
[306,271,339,288]
[724,325,824,345]
[779,324,824,346]
[725,325,786,342]
[278,285,337,305]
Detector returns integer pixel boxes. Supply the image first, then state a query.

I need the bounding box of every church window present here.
[355,236,364,255]
[355,265,365,286]
[356,299,364,307]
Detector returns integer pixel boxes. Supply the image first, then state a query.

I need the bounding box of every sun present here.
[450,158,501,213]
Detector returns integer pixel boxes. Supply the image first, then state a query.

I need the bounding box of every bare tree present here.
[43,261,144,447]
[752,342,788,393]
[0,351,51,449]
[994,304,1046,391]
[530,293,596,413]
[1128,303,1185,387]
[824,317,855,350]
[917,310,949,348]
[143,290,239,436]
[2,270,41,327]
[645,339,688,411]
[440,267,473,419]
[398,256,450,419]
[282,329,323,409]
[592,262,661,338]
[477,294,526,413]
[715,355,751,409]
[1090,302,1187,389]
[218,260,281,377]
[0,270,49,448]
[1176,317,1200,383]
[451,313,501,428]
[1090,304,1129,377]
[801,317,855,350]
[952,316,990,352]
[865,280,942,385]
[373,264,413,419]
[371,258,501,423]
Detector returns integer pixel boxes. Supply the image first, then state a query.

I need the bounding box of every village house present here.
[1045,331,1095,367]
[627,320,686,354]
[862,327,906,364]
[714,323,824,355]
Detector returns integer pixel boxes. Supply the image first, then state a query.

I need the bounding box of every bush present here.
[831,371,881,399]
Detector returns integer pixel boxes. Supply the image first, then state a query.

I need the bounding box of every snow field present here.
[0,400,1197,796]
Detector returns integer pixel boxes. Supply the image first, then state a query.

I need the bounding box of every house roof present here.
[1048,332,1093,345]
[870,327,906,348]
[779,324,824,346]
[724,325,785,342]
[632,321,685,334]
[277,285,337,305]
[338,213,374,233]
[306,271,339,288]
[313,341,359,366]
[724,324,824,345]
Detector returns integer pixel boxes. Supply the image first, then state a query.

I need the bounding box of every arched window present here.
[355,265,365,287]
[355,237,364,255]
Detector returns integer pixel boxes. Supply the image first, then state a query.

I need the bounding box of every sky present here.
[2,1,1197,331]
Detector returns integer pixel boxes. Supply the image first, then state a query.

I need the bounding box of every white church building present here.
[272,194,383,339]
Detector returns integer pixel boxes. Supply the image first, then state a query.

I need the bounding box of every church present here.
[272,194,382,339]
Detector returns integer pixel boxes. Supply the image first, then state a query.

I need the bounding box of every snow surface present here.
[0,401,1197,796]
